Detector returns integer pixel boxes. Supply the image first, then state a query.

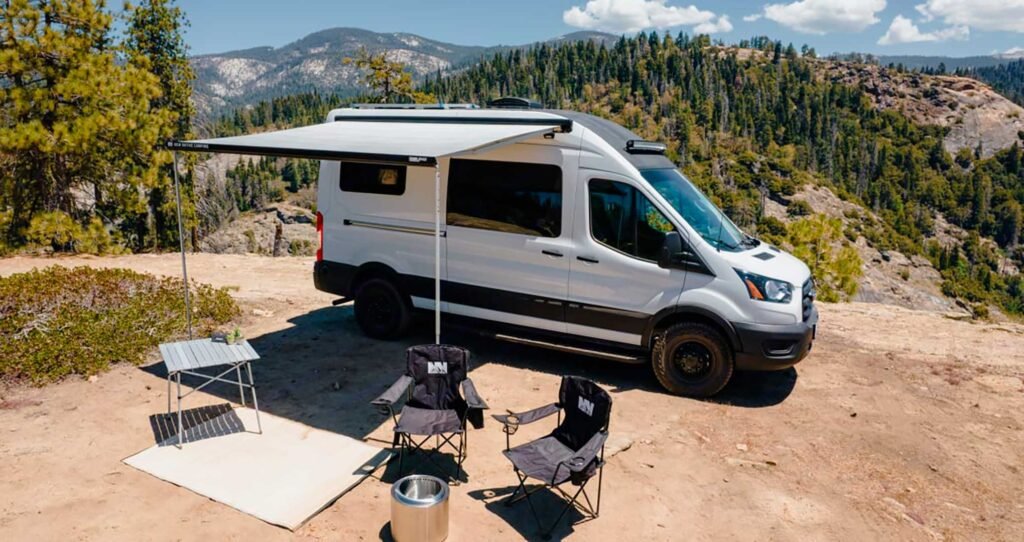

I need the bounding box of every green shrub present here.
[25,211,125,254]
[756,215,787,245]
[0,210,11,256]
[0,266,239,384]
[288,238,315,256]
[787,199,813,217]
[26,211,81,252]
[787,214,864,302]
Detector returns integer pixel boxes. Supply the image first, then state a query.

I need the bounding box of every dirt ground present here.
[1,254,1023,541]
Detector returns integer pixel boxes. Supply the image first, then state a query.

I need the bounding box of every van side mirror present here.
[658,231,683,269]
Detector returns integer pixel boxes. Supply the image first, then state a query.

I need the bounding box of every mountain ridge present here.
[190,28,618,115]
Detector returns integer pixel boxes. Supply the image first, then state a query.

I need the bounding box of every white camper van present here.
[311,102,817,397]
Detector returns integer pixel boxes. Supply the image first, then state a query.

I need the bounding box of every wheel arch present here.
[644,306,741,353]
[351,262,409,300]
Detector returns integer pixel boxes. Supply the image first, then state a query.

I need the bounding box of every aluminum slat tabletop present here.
[160,338,260,374]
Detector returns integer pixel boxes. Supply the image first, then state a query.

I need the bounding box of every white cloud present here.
[563,0,733,34]
[761,0,886,35]
[915,0,1024,33]
[997,46,1024,58]
[695,15,733,34]
[742,14,762,22]
[877,15,968,45]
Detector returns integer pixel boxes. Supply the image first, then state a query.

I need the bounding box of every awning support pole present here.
[434,164,441,345]
[172,151,193,340]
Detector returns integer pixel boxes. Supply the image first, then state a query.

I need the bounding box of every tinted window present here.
[339,162,406,195]
[447,159,562,237]
[589,179,675,261]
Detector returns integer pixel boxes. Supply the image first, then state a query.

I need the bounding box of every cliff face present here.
[823,63,1024,158]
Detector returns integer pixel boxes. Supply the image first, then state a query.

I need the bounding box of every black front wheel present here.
[353,278,411,340]
[652,322,733,397]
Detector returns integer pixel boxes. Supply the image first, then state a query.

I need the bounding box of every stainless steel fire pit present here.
[390,474,449,542]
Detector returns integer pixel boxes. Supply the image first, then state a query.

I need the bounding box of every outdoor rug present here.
[124,407,390,530]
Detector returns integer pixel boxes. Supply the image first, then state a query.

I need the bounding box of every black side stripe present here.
[399,273,647,335]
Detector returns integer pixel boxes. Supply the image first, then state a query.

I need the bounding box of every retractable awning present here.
[167,120,565,166]
[167,115,569,345]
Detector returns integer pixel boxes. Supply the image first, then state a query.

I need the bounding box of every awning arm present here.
[434,164,441,345]
[172,151,193,340]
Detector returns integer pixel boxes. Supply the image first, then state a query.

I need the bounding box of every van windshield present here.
[640,168,748,252]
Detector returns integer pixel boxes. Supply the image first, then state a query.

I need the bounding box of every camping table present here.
[159,338,262,448]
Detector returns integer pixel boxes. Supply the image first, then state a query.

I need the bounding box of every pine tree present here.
[343,46,435,104]
[0,0,169,248]
[124,0,196,250]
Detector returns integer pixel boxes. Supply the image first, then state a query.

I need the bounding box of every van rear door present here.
[567,172,686,345]
[443,157,570,334]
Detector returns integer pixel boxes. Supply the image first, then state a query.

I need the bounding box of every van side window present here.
[447,159,562,237]
[339,162,406,195]
[589,179,675,261]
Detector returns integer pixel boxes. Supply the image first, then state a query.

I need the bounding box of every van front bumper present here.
[732,306,817,371]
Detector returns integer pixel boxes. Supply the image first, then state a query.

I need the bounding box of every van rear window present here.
[447,159,562,237]
[339,162,406,195]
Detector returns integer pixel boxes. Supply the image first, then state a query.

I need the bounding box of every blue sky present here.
[176,0,1024,58]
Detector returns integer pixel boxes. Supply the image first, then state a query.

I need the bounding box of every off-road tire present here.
[353,277,411,340]
[651,322,733,397]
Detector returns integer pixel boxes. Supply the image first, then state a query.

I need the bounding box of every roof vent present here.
[487,97,543,109]
[625,140,667,155]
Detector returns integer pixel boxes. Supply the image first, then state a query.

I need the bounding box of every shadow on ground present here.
[142,307,796,444]
[148,403,244,446]
[466,484,589,541]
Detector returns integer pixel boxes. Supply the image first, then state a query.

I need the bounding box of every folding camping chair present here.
[493,375,611,540]
[371,344,488,484]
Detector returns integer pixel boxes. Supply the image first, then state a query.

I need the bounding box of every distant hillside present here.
[875,55,1014,71]
[190,28,617,116]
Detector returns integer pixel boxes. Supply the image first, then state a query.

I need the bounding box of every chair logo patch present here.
[427,361,448,375]
[577,397,594,416]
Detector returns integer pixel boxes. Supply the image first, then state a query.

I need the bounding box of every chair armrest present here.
[491,402,560,426]
[568,430,608,472]
[371,375,412,407]
[462,378,489,410]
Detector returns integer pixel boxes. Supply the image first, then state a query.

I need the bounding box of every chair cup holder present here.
[503,415,520,435]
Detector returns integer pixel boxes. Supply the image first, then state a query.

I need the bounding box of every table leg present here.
[236,364,246,407]
[176,372,184,448]
[166,374,171,415]
[245,362,262,434]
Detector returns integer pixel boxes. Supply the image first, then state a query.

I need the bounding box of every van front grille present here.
[802,278,815,322]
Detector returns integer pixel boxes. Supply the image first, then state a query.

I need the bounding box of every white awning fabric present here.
[168,120,563,166]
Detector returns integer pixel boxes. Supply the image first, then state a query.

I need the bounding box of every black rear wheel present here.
[353,278,411,340]
[652,322,733,397]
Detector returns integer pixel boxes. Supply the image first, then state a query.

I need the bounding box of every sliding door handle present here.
[577,256,599,264]
[541,249,564,258]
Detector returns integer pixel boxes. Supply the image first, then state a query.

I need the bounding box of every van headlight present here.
[734,269,793,304]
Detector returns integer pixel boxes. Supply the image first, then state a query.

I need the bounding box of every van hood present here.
[718,243,811,287]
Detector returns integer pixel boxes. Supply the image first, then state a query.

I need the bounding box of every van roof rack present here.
[488,97,543,109]
[349,103,479,110]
